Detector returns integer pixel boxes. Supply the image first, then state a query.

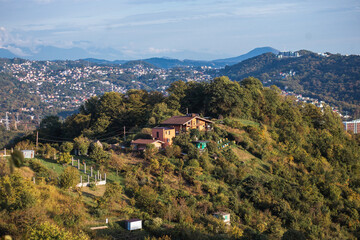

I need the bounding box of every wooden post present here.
[84,163,86,173]
[4,148,6,156]
[36,131,38,151]
[78,159,80,169]
[91,167,93,177]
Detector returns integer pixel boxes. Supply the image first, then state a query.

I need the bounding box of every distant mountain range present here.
[0,46,279,68]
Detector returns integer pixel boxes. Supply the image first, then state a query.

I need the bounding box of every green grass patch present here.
[238,119,260,127]
[31,157,66,175]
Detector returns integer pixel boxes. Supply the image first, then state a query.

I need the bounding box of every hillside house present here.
[152,127,176,147]
[213,212,231,225]
[131,139,164,151]
[160,113,213,134]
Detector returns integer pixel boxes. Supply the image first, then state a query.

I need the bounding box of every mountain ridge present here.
[0,46,279,68]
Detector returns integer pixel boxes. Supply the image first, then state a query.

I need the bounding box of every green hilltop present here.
[1,77,360,240]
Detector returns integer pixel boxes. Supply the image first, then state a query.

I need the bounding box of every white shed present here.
[21,150,35,159]
[125,219,142,231]
[213,211,231,225]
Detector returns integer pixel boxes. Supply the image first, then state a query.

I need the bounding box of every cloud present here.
[33,0,55,4]
[5,45,28,56]
[147,47,179,54]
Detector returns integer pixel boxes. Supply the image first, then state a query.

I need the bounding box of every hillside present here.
[1,77,360,240]
[222,51,360,116]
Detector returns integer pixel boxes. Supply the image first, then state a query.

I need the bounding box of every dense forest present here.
[1,77,360,239]
[222,51,360,116]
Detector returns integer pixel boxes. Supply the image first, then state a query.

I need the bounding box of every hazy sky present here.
[0,0,359,59]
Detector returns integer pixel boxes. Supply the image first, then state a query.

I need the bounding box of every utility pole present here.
[5,112,10,131]
[123,126,126,141]
[36,131,39,151]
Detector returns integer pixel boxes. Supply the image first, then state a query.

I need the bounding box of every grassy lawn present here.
[31,157,67,175]
[238,119,260,127]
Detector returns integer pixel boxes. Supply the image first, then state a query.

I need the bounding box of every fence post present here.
[84,163,86,173]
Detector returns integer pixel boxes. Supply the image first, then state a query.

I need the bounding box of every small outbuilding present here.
[21,150,35,159]
[125,219,142,231]
[213,211,231,225]
[131,139,164,151]
[192,140,209,150]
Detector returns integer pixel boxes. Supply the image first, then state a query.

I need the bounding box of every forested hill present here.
[222,51,360,115]
[2,77,360,239]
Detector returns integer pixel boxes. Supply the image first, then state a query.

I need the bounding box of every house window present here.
[156,132,159,138]
[167,139,170,142]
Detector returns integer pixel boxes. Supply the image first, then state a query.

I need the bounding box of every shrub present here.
[59,167,79,189]
[29,222,88,240]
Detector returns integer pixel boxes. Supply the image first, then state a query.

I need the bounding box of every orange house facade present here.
[160,113,213,134]
[152,127,176,147]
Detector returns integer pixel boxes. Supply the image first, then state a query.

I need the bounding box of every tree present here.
[59,166,79,189]
[60,142,73,153]
[144,144,158,160]
[43,144,57,159]
[58,152,72,165]
[0,173,37,211]
[73,135,91,155]
[98,182,123,209]
[63,113,91,138]
[89,145,110,165]
[109,151,123,175]
[204,76,243,117]
[135,185,158,214]
[14,140,35,150]
[39,115,62,137]
[9,150,24,173]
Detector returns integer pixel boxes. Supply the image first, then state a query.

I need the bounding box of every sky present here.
[0,0,359,60]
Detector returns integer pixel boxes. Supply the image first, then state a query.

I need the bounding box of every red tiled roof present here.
[160,115,213,125]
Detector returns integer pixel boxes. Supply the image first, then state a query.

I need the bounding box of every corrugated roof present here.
[153,127,175,130]
[125,219,142,223]
[131,139,164,145]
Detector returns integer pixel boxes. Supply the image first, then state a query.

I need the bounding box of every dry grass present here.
[16,166,35,179]
[81,185,107,197]
[231,147,254,161]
